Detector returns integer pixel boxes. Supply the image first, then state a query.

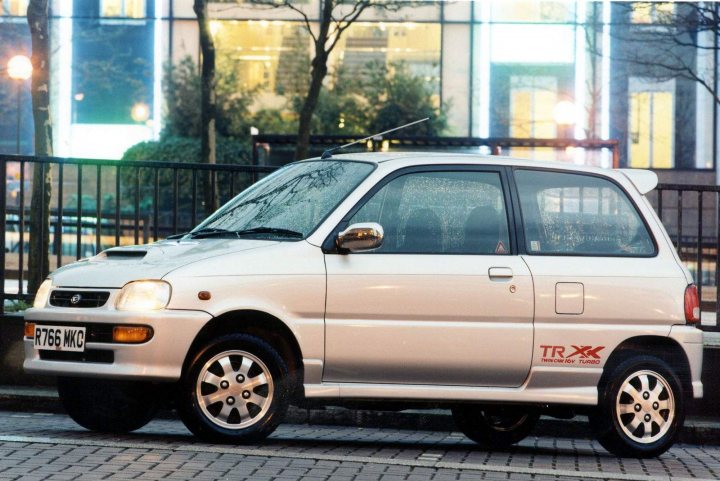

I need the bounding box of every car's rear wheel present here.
[178,333,290,443]
[452,405,539,448]
[57,377,159,433]
[590,355,684,458]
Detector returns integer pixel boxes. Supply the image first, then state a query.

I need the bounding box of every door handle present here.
[488,267,513,280]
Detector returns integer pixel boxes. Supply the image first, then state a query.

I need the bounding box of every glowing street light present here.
[7,55,32,80]
[7,54,32,154]
[131,102,150,123]
[553,100,577,126]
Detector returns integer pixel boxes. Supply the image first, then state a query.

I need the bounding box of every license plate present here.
[33,325,86,352]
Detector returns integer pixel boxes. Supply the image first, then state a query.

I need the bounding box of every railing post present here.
[95,164,102,254]
[76,163,82,259]
[18,159,25,295]
[56,162,64,268]
[0,156,6,314]
[716,191,720,331]
[115,165,121,247]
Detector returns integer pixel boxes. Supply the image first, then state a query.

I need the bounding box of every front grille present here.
[39,349,114,364]
[50,290,110,308]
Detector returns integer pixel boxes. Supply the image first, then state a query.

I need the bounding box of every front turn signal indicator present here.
[684,284,700,325]
[113,326,153,344]
[24,322,35,339]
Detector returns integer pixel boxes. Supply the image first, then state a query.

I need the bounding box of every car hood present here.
[48,239,279,288]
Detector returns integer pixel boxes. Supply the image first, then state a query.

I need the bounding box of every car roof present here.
[306,152,657,194]
[320,151,602,173]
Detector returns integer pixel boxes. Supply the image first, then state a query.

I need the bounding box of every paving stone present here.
[0,410,719,481]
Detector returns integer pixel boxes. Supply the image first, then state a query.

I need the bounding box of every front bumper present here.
[24,307,212,382]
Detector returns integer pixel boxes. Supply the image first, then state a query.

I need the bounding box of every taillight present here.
[684,284,700,324]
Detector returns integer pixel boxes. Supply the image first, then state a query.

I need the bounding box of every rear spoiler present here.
[618,169,658,195]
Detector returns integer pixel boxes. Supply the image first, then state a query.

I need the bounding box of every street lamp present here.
[131,102,150,123]
[553,100,576,127]
[7,55,33,154]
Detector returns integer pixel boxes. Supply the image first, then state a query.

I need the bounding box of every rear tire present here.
[57,377,159,433]
[452,405,539,448]
[590,355,684,458]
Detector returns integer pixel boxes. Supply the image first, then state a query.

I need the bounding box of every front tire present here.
[452,405,539,448]
[590,355,684,458]
[57,377,159,433]
[178,334,290,443]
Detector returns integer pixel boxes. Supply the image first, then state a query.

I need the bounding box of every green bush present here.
[120,136,253,218]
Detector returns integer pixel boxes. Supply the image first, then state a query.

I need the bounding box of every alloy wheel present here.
[196,350,274,430]
[615,369,675,444]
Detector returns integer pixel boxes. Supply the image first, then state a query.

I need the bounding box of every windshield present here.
[193,160,375,239]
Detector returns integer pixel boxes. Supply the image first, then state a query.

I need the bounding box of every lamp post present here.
[7,55,33,154]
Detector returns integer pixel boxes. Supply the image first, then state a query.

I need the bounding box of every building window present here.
[489,0,575,23]
[100,0,145,18]
[509,76,558,139]
[215,20,441,101]
[2,0,28,16]
[630,2,675,24]
[214,21,312,97]
[339,22,441,83]
[628,79,674,168]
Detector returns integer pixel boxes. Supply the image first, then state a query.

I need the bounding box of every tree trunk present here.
[193,0,218,217]
[295,54,329,160]
[294,0,334,161]
[27,0,53,294]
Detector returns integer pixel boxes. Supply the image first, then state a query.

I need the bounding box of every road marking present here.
[0,434,712,481]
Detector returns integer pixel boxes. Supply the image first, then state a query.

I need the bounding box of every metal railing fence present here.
[1,154,275,310]
[2,153,719,331]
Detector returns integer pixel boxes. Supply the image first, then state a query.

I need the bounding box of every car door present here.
[323,166,535,387]
[512,168,685,368]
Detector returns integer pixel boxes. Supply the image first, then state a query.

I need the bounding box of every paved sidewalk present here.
[1,410,720,480]
[1,385,719,446]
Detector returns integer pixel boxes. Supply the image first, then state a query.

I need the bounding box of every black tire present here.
[590,355,684,458]
[452,405,539,448]
[178,333,290,443]
[57,377,159,433]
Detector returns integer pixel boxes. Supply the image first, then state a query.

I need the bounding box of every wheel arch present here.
[601,335,692,397]
[182,310,305,397]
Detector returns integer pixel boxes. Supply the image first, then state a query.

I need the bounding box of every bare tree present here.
[193,0,219,215]
[598,2,720,104]
[26,0,53,293]
[252,0,412,160]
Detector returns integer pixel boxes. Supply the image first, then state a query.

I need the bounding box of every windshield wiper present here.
[233,227,303,238]
[180,227,304,240]
[167,228,232,240]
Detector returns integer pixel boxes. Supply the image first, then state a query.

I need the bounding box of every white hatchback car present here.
[25,153,703,458]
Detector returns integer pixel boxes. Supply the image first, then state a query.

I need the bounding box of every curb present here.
[1,387,719,445]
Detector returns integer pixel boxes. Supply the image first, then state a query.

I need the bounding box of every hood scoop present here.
[102,249,148,260]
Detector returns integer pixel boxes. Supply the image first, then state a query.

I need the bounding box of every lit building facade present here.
[1,1,718,182]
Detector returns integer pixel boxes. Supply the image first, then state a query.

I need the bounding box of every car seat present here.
[400,208,443,253]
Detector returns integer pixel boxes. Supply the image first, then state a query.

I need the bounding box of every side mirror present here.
[336,222,384,253]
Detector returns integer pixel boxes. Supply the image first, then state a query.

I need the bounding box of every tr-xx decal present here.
[539,345,605,365]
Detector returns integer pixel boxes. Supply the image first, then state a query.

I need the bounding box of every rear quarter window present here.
[514,169,656,256]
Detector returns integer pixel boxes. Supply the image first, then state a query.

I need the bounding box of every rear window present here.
[514,170,655,256]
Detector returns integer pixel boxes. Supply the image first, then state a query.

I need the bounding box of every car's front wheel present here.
[178,334,290,443]
[590,355,684,458]
[452,405,539,448]
[57,377,159,433]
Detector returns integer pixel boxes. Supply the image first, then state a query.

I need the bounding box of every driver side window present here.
[349,170,511,255]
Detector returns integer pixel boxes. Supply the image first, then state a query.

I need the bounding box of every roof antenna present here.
[320,117,429,160]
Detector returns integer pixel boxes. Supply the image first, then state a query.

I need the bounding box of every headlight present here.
[116,280,171,311]
[33,279,52,308]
